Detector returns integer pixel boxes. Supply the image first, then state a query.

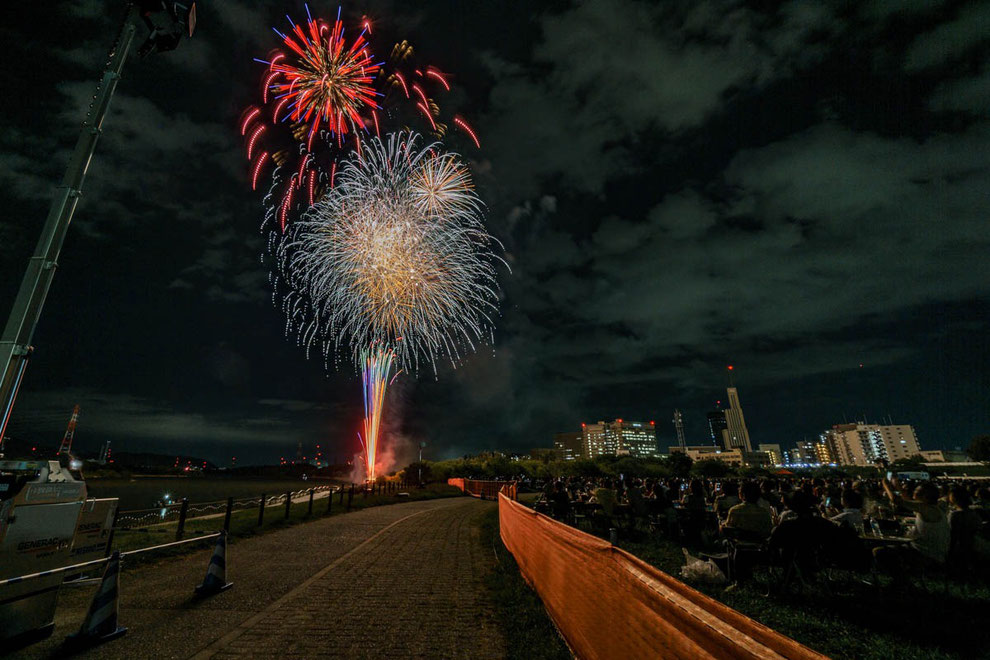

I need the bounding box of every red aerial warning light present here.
[617,418,623,423]
[727,365,734,371]
[581,422,586,427]
[650,420,655,425]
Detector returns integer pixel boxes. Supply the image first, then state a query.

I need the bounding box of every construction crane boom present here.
[0,3,196,450]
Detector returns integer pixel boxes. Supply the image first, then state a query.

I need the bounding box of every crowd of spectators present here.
[533,475,990,588]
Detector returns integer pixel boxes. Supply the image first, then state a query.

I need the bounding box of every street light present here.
[0,2,197,445]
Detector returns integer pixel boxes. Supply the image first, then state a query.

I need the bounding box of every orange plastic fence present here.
[498,493,829,660]
[447,479,517,501]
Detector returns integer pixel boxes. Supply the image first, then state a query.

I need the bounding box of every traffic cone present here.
[65,550,127,647]
[195,531,233,595]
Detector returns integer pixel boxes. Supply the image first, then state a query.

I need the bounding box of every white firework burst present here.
[277,132,503,372]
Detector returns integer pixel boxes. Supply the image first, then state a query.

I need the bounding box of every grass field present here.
[85,476,341,510]
[522,509,990,660]
[479,508,571,660]
[498,492,990,659]
[616,536,990,660]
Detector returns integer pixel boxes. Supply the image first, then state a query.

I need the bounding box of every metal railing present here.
[0,533,221,588]
[112,481,413,540]
[114,485,338,534]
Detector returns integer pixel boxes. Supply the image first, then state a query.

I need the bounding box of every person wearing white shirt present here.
[830,489,864,532]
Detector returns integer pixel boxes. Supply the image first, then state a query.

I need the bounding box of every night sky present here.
[1,1,988,466]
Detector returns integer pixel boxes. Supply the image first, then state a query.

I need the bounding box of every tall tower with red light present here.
[672,409,686,450]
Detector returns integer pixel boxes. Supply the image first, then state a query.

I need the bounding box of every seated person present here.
[937,484,952,514]
[592,479,618,517]
[976,487,990,521]
[874,478,949,584]
[882,478,949,564]
[777,489,803,524]
[626,481,650,518]
[822,485,843,517]
[760,480,782,514]
[722,482,773,541]
[714,480,740,520]
[769,491,842,572]
[680,479,708,512]
[830,489,865,532]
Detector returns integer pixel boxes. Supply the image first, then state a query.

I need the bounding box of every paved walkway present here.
[17,497,505,659]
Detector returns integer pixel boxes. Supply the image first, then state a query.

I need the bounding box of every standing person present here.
[947,485,982,577]
[680,479,708,544]
[549,481,571,521]
[593,479,618,517]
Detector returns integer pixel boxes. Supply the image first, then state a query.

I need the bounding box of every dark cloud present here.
[929,62,990,113]
[464,0,990,449]
[480,0,841,197]
[8,388,319,454]
[903,1,990,71]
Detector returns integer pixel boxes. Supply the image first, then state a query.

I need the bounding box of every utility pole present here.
[0,2,196,445]
[418,441,426,484]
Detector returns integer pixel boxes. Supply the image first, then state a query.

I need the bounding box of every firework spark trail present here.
[359,346,400,482]
[244,11,499,481]
[278,132,502,376]
[242,8,483,234]
[278,133,503,481]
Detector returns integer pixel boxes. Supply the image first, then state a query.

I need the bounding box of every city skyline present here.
[549,373,954,467]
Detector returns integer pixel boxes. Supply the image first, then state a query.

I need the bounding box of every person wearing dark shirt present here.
[769,491,840,577]
[549,481,571,520]
[947,485,982,577]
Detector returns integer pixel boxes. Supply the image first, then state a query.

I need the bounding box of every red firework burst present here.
[241,7,482,234]
[269,10,381,140]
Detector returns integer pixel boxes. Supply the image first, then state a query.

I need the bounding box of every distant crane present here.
[57,404,81,456]
[673,409,687,450]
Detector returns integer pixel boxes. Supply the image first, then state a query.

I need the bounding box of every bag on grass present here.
[679,547,727,585]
